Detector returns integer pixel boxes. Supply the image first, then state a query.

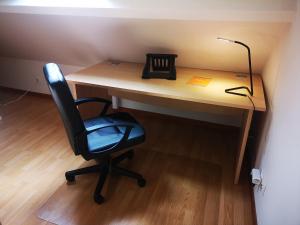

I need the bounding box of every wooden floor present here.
[0,90,255,225]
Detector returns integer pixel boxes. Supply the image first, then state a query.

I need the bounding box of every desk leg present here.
[112,96,119,109]
[234,109,253,184]
[67,81,77,99]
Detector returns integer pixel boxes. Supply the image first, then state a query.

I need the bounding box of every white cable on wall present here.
[0,89,30,107]
[0,89,31,121]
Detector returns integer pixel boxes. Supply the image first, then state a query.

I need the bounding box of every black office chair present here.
[43,63,146,204]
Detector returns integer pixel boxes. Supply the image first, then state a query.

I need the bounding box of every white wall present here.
[0,13,290,73]
[254,1,300,225]
[0,57,242,126]
[0,57,81,94]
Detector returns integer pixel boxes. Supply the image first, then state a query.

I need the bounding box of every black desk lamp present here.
[217,37,254,97]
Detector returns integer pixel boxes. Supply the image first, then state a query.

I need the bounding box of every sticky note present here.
[187,76,212,87]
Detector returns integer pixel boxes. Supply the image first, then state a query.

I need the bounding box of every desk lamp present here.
[217,37,254,97]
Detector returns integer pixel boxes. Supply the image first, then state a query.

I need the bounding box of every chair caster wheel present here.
[137,178,146,187]
[65,173,75,182]
[128,150,134,159]
[94,194,105,204]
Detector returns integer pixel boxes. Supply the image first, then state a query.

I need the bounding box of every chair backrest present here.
[43,63,86,155]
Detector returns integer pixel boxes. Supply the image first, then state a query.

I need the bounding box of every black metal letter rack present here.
[142,53,177,80]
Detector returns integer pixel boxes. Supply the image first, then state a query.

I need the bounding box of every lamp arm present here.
[234,41,254,96]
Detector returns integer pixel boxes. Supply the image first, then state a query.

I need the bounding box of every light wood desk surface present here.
[66,62,266,184]
[66,62,266,112]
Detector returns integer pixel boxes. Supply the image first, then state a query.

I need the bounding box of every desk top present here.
[66,62,266,111]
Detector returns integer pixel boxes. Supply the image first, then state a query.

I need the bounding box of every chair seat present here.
[84,112,145,154]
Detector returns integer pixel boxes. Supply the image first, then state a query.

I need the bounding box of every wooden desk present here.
[66,62,266,184]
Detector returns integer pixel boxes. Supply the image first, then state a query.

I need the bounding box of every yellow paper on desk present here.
[187,76,212,87]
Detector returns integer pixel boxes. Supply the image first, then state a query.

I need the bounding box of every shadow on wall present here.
[102,23,177,64]
[252,93,274,167]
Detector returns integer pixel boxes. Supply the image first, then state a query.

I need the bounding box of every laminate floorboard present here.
[0,91,255,225]
[38,150,222,225]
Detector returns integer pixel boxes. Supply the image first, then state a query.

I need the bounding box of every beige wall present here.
[0,13,290,73]
[0,57,81,94]
[254,1,300,224]
[0,57,242,126]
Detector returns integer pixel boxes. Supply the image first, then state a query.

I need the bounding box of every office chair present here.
[43,63,146,204]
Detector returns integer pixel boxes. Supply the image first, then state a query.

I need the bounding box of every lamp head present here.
[217,37,236,43]
[216,37,254,96]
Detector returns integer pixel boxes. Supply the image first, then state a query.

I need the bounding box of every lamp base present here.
[225,86,253,97]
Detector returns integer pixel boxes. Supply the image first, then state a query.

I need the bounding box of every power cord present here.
[0,89,31,121]
[224,90,256,111]
[247,95,255,111]
[0,89,30,107]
